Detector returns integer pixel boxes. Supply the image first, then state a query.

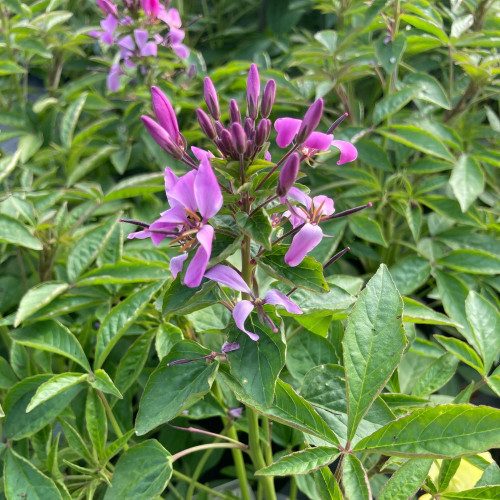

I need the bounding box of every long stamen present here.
[119,218,150,228]
[184,207,201,222]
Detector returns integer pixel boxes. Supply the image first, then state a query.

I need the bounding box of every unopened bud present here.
[229,99,241,124]
[220,129,235,155]
[261,79,276,118]
[97,0,118,16]
[231,122,247,155]
[246,63,260,120]
[214,120,224,137]
[204,77,220,120]
[244,117,254,138]
[277,152,300,197]
[296,98,324,145]
[141,115,184,159]
[151,86,180,141]
[255,118,271,147]
[196,108,216,140]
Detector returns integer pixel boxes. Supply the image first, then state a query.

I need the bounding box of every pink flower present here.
[204,265,302,340]
[89,14,118,45]
[128,158,223,288]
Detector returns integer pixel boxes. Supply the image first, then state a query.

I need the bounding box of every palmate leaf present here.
[353,405,500,457]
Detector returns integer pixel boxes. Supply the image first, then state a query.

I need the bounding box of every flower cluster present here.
[89,0,189,91]
[123,64,369,340]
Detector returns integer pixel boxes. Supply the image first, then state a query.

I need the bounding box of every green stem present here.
[172,470,235,500]
[171,442,247,462]
[97,391,128,451]
[261,416,273,465]
[289,476,297,500]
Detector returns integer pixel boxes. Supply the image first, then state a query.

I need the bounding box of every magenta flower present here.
[128,158,223,288]
[118,29,157,67]
[282,188,335,266]
[107,64,121,92]
[141,0,161,18]
[204,265,302,340]
[89,14,117,44]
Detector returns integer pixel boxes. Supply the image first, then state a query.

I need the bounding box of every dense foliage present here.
[0,0,499,499]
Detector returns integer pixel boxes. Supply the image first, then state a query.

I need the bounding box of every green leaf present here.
[435,335,484,374]
[349,215,387,247]
[4,375,83,440]
[236,209,272,250]
[449,156,484,212]
[378,125,454,161]
[401,14,448,43]
[404,201,422,241]
[15,281,69,326]
[258,247,329,293]
[343,454,371,500]
[227,318,286,407]
[104,440,172,500]
[101,429,135,464]
[0,150,21,183]
[5,448,63,500]
[356,139,393,172]
[313,467,342,500]
[27,373,87,412]
[378,458,433,500]
[59,418,94,462]
[0,402,3,417]
[11,320,91,371]
[390,256,430,295]
[86,389,107,455]
[375,34,406,73]
[0,356,18,389]
[60,93,87,150]
[438,458,461,491]
[0,213,43,250]
[162,276,217,315]
[111,146,131,174]
[135,341,218,435]
[442,486,500,499]
[95,282,162,369]
[286,333,338,380]
[402,297,461,327]
[76,262,168,285]
[18,133,43,162]
[218,368,339,445]
[435,270,475,348]
[418,196,481,226]
[476,463,500,487]
[256,447,338,476]
[67,217,119,282]
[103,172,164,201]
[373,87,420,124]
[115,329,155,394]
[412,353,459,397]
[67,145,118,186]
[0,60,24,75]
[314,30,337,53]
[404,72,451,109]
[343,264,406,441]
[353,405,500,457]
[466,292,500,374]
[155,323,183,360]
[438,250,500,275]
[88,369,122,399]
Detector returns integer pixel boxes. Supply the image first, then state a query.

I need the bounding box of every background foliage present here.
[0,0,499,498]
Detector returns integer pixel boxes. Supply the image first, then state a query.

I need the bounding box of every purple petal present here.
[264,289,302,314]
[191,147,214,162]
[101,14,118,34]
[101,32,114,45]
[151,86,180,140]
[170,253,188,279]
[120,16,132,25]
[168,170,197,213]
[194,157,222,220]
[124,58,136,68]
[204,265,251,294]
[265,151,272,161]
[332,140,358,165]
[107,65,120,92]
[134,29,149,49]
[127,229,150,239]
[287,187,312,211]
[172,43,190,59]
[141,0,160,17]
[164,167,179,193]
[163,8,182,28]
[233,301,259,341]
[118,35,135,52]
[169,26,185,45]
[184,225,214,287]
[222,341,240,353]
[88,30,100,39]
[141,42,157,57]
[228,407,243,418]
[303,131,333,151]
[285,223,324,267]
[274,118,301,148]
[312,195,335,216]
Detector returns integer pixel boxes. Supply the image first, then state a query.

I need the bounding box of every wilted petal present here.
[264,289,302,314]
[191,147,214,162]
[303,131,333,151]
[204,265,251,294]
[184,225,214,287]
[222,342,240,353]
[285,223,324,267]
[312,195,334,216]
[168,170,197,213]
[233,300,259,341]
[107,65,120,92]
[331,140,358,165]
[194,157,223,220]
[151,86,180,140]
[274,118,301,148]
[141,41,157,57]
[172,43,189,59]
[170,253,188,279]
